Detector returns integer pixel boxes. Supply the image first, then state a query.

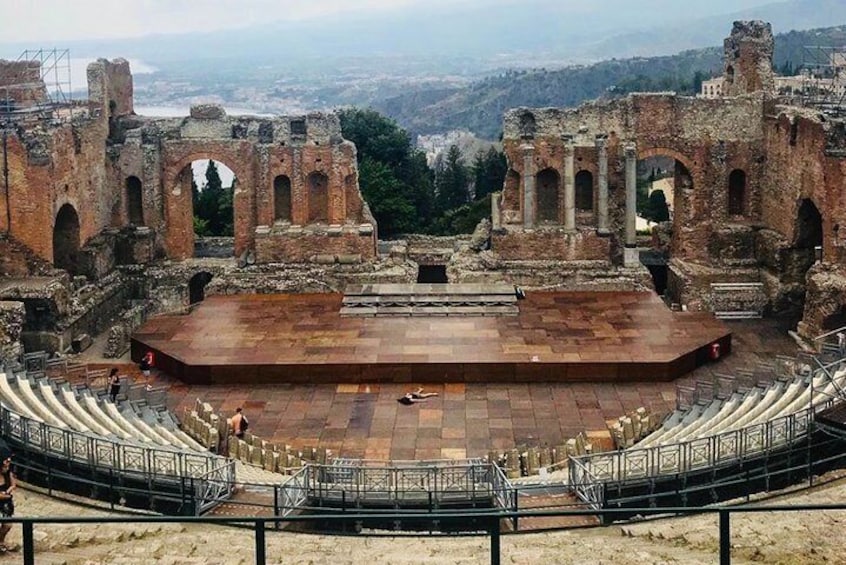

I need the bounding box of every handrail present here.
[0,401,225,481]
[13,504,846,565]
[570,397,835,490]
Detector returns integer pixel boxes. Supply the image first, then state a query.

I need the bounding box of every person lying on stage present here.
[397,387,439,405]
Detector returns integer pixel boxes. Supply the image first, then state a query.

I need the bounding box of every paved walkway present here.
[118,319,798,460]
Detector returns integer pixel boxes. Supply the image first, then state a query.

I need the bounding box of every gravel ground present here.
[3,471,846,564]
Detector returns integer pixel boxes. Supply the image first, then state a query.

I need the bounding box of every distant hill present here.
[586,0,846,59]
[374,25,846,140]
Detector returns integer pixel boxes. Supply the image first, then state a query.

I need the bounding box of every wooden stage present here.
[130,291,731,384]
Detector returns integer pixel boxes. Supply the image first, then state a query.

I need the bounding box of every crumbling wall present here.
[0,301,24,362]
[723,21,775,96]
[87,58,134,119]
[113,105,377,262]
[0,60,47,109]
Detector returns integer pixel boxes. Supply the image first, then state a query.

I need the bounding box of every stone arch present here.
[53,203,80,274]
[126,176,144,225]
[307,171,329,224]
[164,151,251,260]
[575,170,594,211]
[536,168,560,223]
[728,169,747,216]
[188,271,214,305]
[638,147,695,174]
[273,175,292,223]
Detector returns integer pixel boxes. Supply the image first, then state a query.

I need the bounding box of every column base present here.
[596,228,612,237]
[623,246,640,267]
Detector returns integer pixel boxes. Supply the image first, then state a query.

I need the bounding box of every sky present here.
[1,0,780,43]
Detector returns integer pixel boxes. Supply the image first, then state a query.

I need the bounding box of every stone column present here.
[596,136,610,235]
[521,144,536,228]
[624,143,638,266]
[563,139,575,231]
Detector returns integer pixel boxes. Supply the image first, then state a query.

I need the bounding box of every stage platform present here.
[131,291,731,384]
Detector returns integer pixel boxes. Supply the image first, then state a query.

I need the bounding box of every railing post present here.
[255,519,266,565]
[273,485,280,530]
[489,515,501,565]
[719,509,730,565]
[23,521,34,565]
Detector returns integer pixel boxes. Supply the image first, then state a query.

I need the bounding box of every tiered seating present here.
[575,365,846,485]
[184,399,331,484]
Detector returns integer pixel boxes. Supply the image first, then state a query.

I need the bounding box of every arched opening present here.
[307,171,329,224]
[188,272,214,305]
[191,159,237,257]
[726,66,735,87]
[126,176,144,226]
[636,154,686,298]
[795,199,823,250]
[53,204,80,275]
[575,170,594,212]
[273,175,292,223]
[518,112,536,138]
[535,168,560,224]
[728,169,746,217]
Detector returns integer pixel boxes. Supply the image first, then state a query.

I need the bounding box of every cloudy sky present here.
[2,0,778,43]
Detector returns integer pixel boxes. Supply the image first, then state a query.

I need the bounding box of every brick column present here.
[564,139,575,231]
[624,143,638,266]
[596,136,610,235]
[521,144,536,228]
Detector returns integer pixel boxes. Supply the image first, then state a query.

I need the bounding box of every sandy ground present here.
[2,471,845,564]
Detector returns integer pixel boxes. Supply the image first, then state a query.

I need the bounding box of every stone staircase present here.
[340,283,519,317]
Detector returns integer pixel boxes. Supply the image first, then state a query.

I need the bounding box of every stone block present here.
[190,103,226,120]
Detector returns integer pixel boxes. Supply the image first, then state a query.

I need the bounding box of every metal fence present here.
[0,403,231,507]
[569,401,827,505]
[277,459,514,515]
[8,503,846,565]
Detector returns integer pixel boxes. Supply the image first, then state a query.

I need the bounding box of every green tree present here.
[358,158,416,235]
[338,108,434,236]
[193,160,234,237]
[647,190,670,222]
[435,145,470,213]
[472,147,507,200]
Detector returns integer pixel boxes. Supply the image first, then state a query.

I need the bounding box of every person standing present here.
[230,407,249,439]
[0,454,16,553]
[108,368,121,403]
[139,351,154,380]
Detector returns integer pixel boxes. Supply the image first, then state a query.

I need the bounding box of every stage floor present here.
[131,292,731,384]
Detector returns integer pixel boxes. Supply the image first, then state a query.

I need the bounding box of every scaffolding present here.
[797,45,846,116]
[0,48,73,121]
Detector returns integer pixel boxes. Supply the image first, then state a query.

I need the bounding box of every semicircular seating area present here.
[0,354,292,515]
[572,362,846,485]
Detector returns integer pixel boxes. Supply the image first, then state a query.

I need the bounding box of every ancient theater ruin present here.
[2,20,846,554]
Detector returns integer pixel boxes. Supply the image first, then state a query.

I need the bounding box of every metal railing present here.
[8,503,846,565]
[277,460,513,514]
[570,401,826,490]
[194,460,237,514]
[0,403,226,487]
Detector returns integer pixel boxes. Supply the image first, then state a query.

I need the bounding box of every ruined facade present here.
[492,21,846,336]
[0,57,380,354]
[2,20,846,357]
